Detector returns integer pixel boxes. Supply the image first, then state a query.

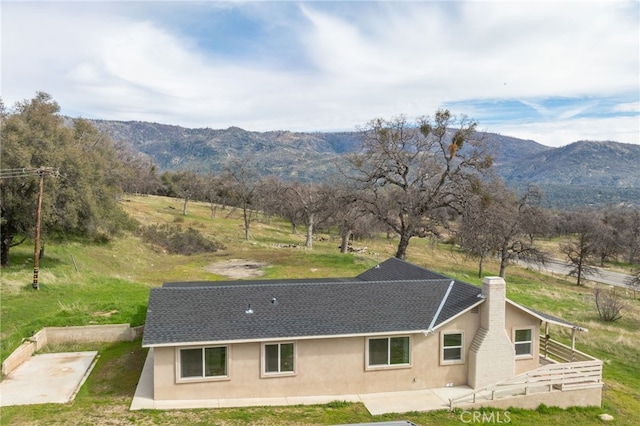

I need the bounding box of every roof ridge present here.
[159,278,457,290]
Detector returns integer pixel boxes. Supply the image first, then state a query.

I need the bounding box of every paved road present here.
[519,259,634,289]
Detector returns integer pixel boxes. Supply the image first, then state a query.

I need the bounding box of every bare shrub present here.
[594,286,625,322]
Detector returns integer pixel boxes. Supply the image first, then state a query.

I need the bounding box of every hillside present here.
[500,141,640,187]
[90,119,640,208]
[499,140,640,208]
[92,120,346,181]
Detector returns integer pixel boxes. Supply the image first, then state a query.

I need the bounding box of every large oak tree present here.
[346,110,493,259]
[0,92,132,266]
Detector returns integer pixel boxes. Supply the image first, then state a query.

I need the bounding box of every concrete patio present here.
[0,351,98,406]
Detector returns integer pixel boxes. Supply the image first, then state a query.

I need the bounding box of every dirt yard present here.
[203,259,267,279]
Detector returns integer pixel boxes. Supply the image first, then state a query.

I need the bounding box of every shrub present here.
[93,232,112,244]
[137,224,224,255]
[594,286,625,322]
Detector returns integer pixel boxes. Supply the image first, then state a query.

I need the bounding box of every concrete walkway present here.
[130,349,471,414]
[0,351,98,406]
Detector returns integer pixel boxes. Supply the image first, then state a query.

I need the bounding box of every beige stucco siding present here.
[505,303,540,374]
[152,311,483,400]
[152,306,545,400]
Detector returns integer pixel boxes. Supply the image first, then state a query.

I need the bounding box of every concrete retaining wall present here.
[457,386,602,411]
[45,324,142,345]
[2,324,142,376]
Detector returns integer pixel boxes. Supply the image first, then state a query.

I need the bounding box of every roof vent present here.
[271,297,278,305]
[245,303,254,314]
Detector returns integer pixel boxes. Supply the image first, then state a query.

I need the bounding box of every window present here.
[514,328,533,356]
[441,332,463,364]
[264,342,295,374]
[368,336,410,367]
[179,346,227,380]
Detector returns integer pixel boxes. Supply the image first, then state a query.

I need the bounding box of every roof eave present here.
[142,328,439,348]
[506,299,588,332]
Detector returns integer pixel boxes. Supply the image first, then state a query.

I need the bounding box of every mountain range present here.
[90,119,640,209]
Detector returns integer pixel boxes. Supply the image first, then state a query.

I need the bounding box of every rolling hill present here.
[90,119,640,208]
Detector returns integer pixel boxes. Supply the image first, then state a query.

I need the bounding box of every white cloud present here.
[2,1,638,146]
[490,115,640,147]
[613,102,640,113]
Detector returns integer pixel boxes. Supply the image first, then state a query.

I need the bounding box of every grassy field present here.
[1,195,639,425]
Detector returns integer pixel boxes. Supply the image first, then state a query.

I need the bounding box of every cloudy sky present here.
[2,1,639,147]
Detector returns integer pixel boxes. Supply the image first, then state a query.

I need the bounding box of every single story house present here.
[142,258,602,410]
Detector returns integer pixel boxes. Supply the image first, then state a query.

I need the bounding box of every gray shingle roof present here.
[507,301,588,331]
[357,257,449,281]
[142,259,482,347]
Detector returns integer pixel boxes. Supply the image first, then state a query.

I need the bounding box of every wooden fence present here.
[449,338,602,409]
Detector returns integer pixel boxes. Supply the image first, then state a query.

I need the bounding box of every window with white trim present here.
[264,342,295,374]
[441,332,463,363]
[514,328,533,356]
[179,346,227,379]
[367,336,410,367]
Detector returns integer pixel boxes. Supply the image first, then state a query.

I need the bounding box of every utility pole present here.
[0,167,59,289]
[32,169,46,289]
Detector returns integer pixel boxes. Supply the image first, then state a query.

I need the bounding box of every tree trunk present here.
[576,260,583,286]
[0,235,12,267]
[478,255,484,278]
[305,214,314,248]
[182,197,189,216]
[340,230,352,254]
[243,206,250,241]
[395,232,412,259]
[499,249,508,278]
[210,203,216,220]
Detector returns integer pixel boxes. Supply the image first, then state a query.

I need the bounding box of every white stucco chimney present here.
[467,276,515,389]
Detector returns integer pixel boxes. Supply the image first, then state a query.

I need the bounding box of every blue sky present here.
[2,1,639,147]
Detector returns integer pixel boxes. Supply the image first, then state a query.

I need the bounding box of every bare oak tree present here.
[458,179,500,278]
[283,182,332,249]
[161,170,204,216]
[346,110,493,259]
[223,156,260,241]
[459,181,547,278]
[322,179,375,254]
[559,210,600,286]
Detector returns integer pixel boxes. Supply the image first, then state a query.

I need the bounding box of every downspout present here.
[426,280,455,333]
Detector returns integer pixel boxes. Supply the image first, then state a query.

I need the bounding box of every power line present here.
[0,167,59,179]
[0,166,59,289]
